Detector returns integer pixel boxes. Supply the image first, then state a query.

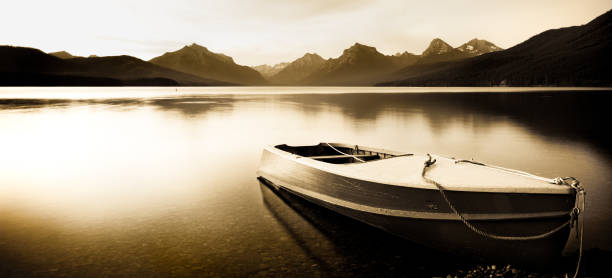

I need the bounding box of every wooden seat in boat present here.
[306,154,379,160]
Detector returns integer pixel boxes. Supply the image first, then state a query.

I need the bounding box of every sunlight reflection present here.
[0,89,611,253]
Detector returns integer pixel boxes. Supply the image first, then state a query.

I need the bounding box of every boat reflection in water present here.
[258,178,467,277]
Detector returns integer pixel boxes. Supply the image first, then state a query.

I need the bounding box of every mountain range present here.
[253,38,499,86]
[0,46,229,86]
[303,39,499,85]
[380,9,612,86]
[253,62,290,78]
[1,9,610,86]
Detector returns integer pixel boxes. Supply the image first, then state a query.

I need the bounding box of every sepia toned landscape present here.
[1,1,611,278]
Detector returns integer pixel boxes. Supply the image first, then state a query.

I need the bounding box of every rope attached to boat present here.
[422,154,586,277]
[324,143,366,163]
[421,154,585,240]
[455,159,559,184]
[572,183,586,278]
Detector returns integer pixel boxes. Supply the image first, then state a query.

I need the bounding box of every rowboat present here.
[256,142,585,263]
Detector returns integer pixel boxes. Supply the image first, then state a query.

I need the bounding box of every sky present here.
[1,0,610,66]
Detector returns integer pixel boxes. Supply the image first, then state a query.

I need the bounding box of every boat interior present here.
[275,143,410,164]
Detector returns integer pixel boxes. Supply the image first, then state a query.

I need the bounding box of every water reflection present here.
[0,98,76,109]
[0,96,235,117]
[258,178,467,277]
[274,92,612,153]
[0,88,611,277]
[3,91,609,153]
[149,97,235,116]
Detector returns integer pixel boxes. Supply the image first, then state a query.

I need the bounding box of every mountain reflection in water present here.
[0,87,610,277]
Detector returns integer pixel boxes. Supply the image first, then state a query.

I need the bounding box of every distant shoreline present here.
[1,86,610,102]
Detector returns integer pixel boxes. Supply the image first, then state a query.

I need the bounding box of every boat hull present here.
[257,147,575,262]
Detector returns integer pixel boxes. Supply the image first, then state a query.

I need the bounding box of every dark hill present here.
[0,46,227,86]
[49,51,80,59]
[380,9,612,86]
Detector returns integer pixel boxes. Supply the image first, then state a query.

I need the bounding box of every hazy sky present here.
[1,0,610,66]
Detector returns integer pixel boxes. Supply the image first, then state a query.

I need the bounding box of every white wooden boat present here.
[256,143,585,262]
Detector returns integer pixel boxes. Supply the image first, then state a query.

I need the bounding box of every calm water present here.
[1,87,611,277]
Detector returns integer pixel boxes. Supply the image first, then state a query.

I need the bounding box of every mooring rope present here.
[324,143,366,163]
[422,154,586,277]
[421,154,583,240]
[572,189,586,278]
[455,159,559,184]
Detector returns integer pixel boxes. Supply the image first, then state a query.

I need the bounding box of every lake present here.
[1,87,611,277]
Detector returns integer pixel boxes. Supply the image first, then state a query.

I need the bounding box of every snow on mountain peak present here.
[457,39,502,55]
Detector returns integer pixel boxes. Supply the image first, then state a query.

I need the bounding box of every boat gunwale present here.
[263,143,573,195]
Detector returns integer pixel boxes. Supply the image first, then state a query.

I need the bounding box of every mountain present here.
[0,46,227,86]
[416,38,465,64]
[268,53,326,84]
[416,38,502,65]
[149,43,267,85]
[286,39,497,86]
[252,62,289,78]
[301,43,393,85]
[380,9,612,86]
[456,38,501,55]
[49,51,80,59]
[422,38,456,56]
[392,51,420,68]
[300,43,418,85]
